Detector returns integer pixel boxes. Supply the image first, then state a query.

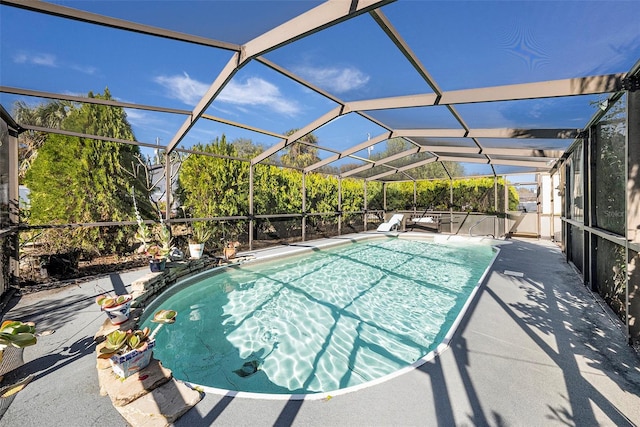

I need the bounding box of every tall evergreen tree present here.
[178,136,249,244]
[24,88,151,254]
[12,99,73,180]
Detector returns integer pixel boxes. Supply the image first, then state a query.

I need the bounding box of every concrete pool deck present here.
[1,235,639,426]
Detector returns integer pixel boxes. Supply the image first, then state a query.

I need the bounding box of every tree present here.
[24,88,150,254]
[12,99,73,180]
[306,173,338,213]
[253,164,302,215]
[178,136,249,244]
[280,129,320,169]
[412,161,464,179]
[364,137,466,179]
[232,137,264,159]
[369,138,410,161]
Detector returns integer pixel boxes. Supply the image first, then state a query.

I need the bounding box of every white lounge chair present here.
[377,214,404,232]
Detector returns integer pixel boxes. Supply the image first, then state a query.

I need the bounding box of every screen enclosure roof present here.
[1,0,639,182]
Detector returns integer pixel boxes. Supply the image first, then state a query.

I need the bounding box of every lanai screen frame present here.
[1,0,640,343]
[0,5,638,253]
[1,0,634,183]
[552,59,640,345]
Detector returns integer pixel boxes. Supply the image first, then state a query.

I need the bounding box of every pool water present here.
[141,238,495,395]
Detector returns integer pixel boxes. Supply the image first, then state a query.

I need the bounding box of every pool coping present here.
[4,236,640,426]
[160,232,508,401]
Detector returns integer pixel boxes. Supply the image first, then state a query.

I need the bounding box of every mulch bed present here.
[16,254,149,295]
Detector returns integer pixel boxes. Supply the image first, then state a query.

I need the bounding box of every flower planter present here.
[189,243,205,259]
[149,258,166,272]
[102,295,133,325]
[109,339,156,378]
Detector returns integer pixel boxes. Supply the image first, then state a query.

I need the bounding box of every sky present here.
[1,0,639,177]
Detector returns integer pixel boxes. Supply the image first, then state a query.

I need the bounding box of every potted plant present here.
[146,245,167,272]
[0,320,37,364]
[98,309,177,378]
[96,294,133,325]
[132,190,153,255]
[188,223,211,259]
[131,189,172,272]
[145,223,172,272]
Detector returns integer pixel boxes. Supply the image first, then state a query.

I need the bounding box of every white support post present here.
[413,181,417,215]
[494,176,498,237]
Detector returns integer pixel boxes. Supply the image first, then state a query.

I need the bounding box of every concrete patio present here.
[1,237,639,426]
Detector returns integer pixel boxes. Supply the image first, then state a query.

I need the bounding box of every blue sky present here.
[1,0,639,176]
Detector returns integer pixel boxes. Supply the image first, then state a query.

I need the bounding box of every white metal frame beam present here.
[1,0,240,50]
[1,86,191,115]
[1,0,628,179]
[436,155,552,170]
[304,131,392,173]
[365,157,438,181]
[252,106,343,165]
[342,74,625,112]
[241,0,394,62]
[169,0,392,156]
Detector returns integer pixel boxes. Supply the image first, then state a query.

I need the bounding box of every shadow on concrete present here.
[482,240,638,425]
[0,335,94,385]
[1,271,136,333]
[168,239,640,426]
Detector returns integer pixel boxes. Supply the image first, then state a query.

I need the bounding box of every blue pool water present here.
[141,237,495,395]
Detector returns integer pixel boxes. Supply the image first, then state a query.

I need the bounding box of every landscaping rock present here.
[115,379,203,427]
[99,358,173,406]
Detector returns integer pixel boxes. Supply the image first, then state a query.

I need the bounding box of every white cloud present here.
[13,52,57,67]
[154,72,209,106]
[154,72,299,115]
[13,51,100,76]
[294,65,370,93]
[218,77,299,116]
[71,64,98,75]
[123,108,147,125]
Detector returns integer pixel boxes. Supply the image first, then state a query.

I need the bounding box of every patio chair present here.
[377,214,404,232]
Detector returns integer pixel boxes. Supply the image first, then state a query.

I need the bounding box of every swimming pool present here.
[141,236,498,398]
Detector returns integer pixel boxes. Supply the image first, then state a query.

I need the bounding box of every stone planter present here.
[109,339,156,378]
